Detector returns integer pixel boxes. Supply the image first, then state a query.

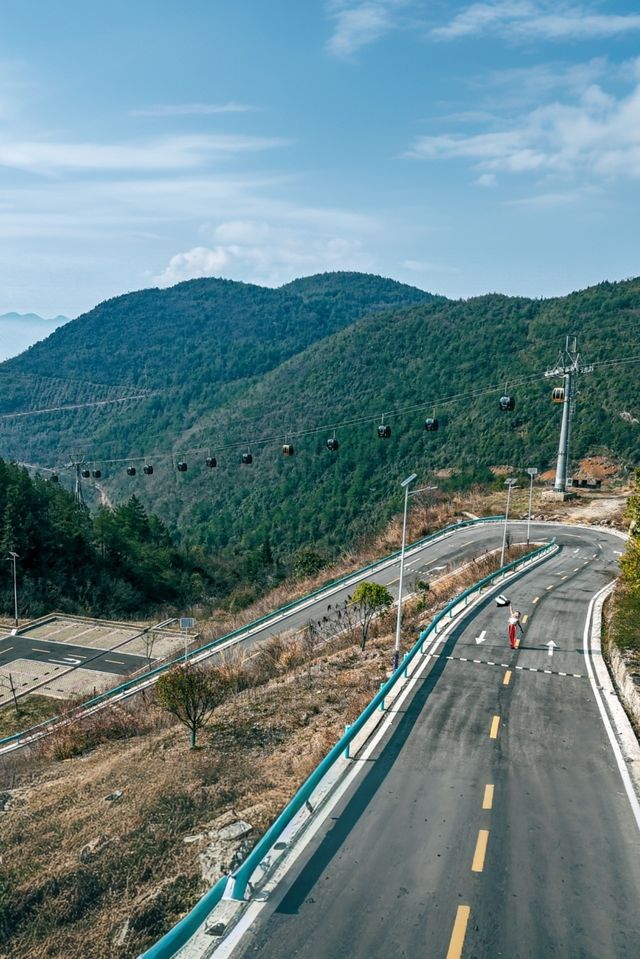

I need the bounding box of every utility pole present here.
[7,551,19,627]
[74,462,85,507]
[544,337,592,494]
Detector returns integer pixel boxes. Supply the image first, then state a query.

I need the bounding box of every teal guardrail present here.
[137,535,556,959]
[0,515,506,749]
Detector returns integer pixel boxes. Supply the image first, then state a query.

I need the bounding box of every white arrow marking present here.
[546,641,558,658]
[475,630,487,645]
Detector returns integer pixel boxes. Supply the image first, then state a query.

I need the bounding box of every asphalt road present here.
[0,635,148,675]
[227,524,640,959]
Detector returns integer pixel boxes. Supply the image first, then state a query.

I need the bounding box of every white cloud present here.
[326,1,409,58]
[408,80,640,181]
[476,172,497,186]
[129,102,253,118]
[402,258,460,274]
[154,219,374,288]
[430,1,640,42]
[0,133,288,175]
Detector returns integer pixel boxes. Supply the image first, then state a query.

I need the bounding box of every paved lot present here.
[0,615,183,704]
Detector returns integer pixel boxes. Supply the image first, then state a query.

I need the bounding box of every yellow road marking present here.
[489,715,500,739]
[446,905,471,959]
[482,784,494,809]
[471,829,490,872]
[522,614,528,624]
[532,596,540,604]
[503,670,512,686]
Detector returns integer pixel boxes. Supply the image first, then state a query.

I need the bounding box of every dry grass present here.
[0,542,532,959]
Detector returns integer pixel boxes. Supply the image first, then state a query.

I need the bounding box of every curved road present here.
[212,523,640,959]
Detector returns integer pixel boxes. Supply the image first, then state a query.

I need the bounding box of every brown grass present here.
[0,541,533,959]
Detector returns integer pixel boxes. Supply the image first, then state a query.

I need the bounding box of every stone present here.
[104,789,123,802]
[217,820,252,842]
[183,834,205,844]
[79,834,116,863]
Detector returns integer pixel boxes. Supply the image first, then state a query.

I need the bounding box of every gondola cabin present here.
[378,424,391,439]
[177,461,188,472]
[424,417,439,432]
[81,469,90,478]
[552,387,565,404]
[205,457,217,468]
[326,438,339,452]
[127,466,136,477]
[282,444,294,457]
[91,469,101,479]
[241,452,253,465]
[50,473,59,483]
[499,395,515,412]
[143,464,154,475]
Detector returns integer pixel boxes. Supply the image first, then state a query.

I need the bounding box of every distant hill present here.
[0,273,639,594]
[0,312,69,361]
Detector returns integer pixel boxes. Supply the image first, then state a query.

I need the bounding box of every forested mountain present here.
[0,272,639,610]
[0,460,218,618]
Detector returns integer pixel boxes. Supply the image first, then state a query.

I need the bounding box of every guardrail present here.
[0,515,505,750]
[138,535,556,959]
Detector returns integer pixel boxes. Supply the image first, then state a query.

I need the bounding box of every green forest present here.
[0,460,224,619]
[0,271,639,617]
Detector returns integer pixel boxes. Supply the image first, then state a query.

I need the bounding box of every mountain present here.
[0,312,70,362]
[0,273,639,596]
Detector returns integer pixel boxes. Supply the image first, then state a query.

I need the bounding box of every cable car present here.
[50,473,59,483]
[378,423,391,439]
[205,456,217,468]
[241,452,253,465]
[499,395,515,412]
[424,417,439,432]
[552,387,565,404]
[282,444,294,457]
[91,469,101,479]
[127,466,136,477]
[143,464,153,475]
[177,461,188,472]
[326,437,339,452]
[81,469,90,478]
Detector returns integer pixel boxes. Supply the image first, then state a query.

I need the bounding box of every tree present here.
[155,665,224,748]
[351,581,393,650]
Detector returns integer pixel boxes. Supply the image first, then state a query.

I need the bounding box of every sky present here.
[1,0,640,355]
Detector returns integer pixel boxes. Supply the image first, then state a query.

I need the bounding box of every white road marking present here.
[583,583,640,833]
[475,630,486,645]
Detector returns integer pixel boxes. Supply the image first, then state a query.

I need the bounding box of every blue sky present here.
[1,0,640,342]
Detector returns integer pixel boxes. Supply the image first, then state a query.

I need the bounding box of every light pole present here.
[526,468,538,544]
[393,473,417,671]
[6,552,19,628]
[500,479,518,567]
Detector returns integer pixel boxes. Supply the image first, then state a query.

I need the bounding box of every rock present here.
[79,834,116,863]
[104,789,123,802]
[183,834,205,844]
[113,918,130,947]
[217,820,252,842]
[197,820,254,886]
[0,792,12,812]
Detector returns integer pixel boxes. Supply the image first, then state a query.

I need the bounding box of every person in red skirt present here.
[508,605,524,649]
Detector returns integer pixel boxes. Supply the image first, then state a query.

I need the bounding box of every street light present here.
[526,468,539,544]
[393,473,417,671]
[6,552,19,628]
[500,479,518,567]
[391,477,439,671]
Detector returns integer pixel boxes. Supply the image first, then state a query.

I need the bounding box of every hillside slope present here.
[0,275,639,581]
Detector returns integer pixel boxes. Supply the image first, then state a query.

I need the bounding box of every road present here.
[221,524,640,959]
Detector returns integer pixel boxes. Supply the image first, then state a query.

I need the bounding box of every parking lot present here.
[0,614,185,705]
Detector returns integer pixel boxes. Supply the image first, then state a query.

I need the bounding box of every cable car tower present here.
[544,336,593,494]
